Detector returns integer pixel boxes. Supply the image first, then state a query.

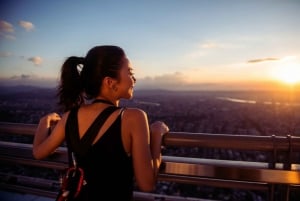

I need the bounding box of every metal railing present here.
[0,122,300,201]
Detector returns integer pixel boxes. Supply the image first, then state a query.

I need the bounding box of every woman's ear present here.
[103,76,117,90]
[103,76,112,86]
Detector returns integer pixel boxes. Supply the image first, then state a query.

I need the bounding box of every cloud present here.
[201,41,221,49]
[136,72,188,90]
[247,57,279,63]
[0,74,58,88]
[10,74,31,80]
[1,73,297,91]
[200,40,235,50]
[0,20,35,40]
[185,40,234,60]
[0,20,14,33]
[19,20,34,32]
[28,56,43,65]
[2,34,16,40]
[0,51,12,57]
[153,72,185,83]
[21,74,31,79]
[0,20,15,40]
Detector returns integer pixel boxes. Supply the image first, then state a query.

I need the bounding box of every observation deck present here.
[0,122,300,201]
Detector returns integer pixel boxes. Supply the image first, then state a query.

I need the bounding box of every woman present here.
[33,45,169,200]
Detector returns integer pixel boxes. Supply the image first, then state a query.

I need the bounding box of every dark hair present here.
[57,45,125,111]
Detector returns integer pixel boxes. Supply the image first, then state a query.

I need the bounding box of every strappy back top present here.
[65,106,134,201]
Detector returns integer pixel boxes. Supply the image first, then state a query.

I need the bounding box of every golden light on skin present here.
[271,62,300,85]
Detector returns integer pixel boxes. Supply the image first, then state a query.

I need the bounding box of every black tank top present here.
[66,107,134,201]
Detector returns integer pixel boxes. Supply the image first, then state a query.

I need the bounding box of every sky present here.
[0,0,300,91]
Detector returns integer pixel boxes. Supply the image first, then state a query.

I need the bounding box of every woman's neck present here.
[94,96,119,106]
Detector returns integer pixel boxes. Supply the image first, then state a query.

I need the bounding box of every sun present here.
[272,62,300,84]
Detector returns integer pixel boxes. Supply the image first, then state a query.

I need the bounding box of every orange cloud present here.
[0,20,14,33]
[28,56,43,65]
[19,20,35,31]
[0,20,15,40]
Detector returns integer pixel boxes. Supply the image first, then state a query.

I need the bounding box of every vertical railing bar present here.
[268,134,277,201]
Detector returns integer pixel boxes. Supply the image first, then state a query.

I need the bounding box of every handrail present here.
[164,132,290,151]
[2,122,300,152]
[0,122,300,201]
[0,122,37,135]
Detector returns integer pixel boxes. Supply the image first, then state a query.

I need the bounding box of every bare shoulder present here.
[122,107,148,121]
[61,111,70,120]
[56,111,70,126]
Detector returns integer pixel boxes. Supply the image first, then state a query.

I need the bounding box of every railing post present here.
[280,135,292,201]
[268,135,277,201]
[269,134,278,170]
[284,135,292,170]
[275,135,292,201]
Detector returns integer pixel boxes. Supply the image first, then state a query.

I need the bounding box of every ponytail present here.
[57,56,84,111]
[57,45,126,111]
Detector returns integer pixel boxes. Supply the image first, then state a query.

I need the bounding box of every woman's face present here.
[116,57,136,99]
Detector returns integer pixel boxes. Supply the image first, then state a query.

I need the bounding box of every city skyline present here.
[0,0,300,91]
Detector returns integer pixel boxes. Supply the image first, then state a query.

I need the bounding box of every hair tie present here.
[76,57,85,75]
[77,64,83,75]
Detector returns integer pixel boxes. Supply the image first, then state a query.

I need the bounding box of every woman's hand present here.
[150,121,169,137]
[40,112,61,130]
[33,112,63,159]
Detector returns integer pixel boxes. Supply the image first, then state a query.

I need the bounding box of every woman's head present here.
[81,45,125,98]
[58,45,135,111]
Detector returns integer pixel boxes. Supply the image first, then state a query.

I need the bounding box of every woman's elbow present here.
[32,147,43,160]
[136,177,156,192]
[138,183,155,192]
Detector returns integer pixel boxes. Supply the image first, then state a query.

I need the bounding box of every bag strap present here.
[65,106,119,166]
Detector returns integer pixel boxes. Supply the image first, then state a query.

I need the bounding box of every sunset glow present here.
[272,62,300,84]
[0,1,299,90]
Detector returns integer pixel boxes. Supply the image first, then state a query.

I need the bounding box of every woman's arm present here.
[126,108,169,192]
[33,112,66,159]
[149,120,169,178]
